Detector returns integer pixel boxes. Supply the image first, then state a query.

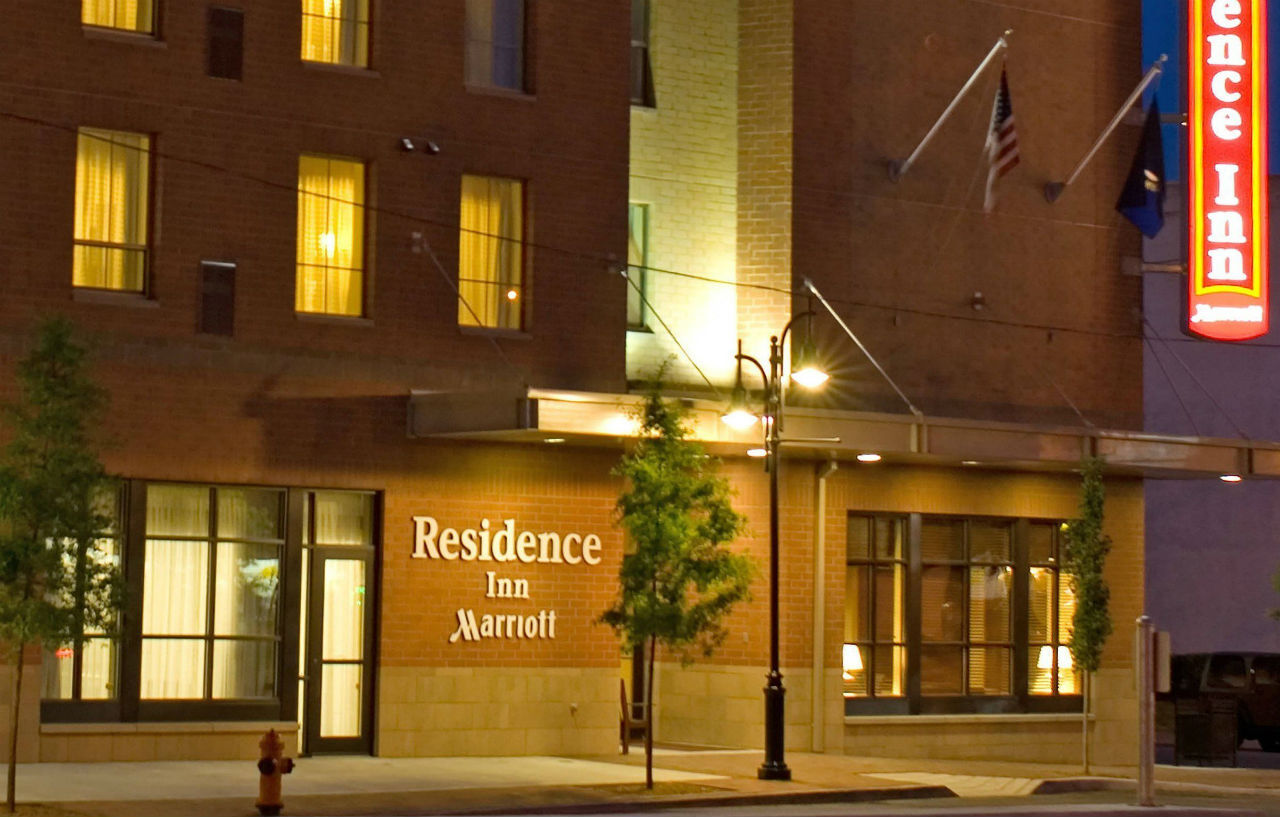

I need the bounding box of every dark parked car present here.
[1172,652,1280,751]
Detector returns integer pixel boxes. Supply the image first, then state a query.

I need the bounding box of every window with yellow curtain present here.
[301,0,370,67]
[459,174,524,330]
[296,155,365,317]
[82,0,155,33]
[73,128,150,293]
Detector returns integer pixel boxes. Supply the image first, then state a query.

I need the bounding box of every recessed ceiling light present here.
[856,453,882,463]
[544,437,566,444]
[747,448,767,458]
[1220,474,1243,483]
[961,460,980,466]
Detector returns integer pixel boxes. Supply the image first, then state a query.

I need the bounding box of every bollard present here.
[1136,616,1155,807]
[255,729,295,816]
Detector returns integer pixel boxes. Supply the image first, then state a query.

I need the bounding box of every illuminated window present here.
[630,0,655,107]
[301,0,369,67]
[465,0,524,91]
[82,0,155,34]
[296,155,365,317]
[140,485,283,700]
[459,174,524,330]
[73,128,150,293]
[41,487,123,703]
[626,203,649,330]
[844,517,906,700]
[845,513,1078,715]
[1028,522,1078,695]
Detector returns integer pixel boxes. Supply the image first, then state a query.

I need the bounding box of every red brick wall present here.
[0,1,630,394]
[776,1,1144,428]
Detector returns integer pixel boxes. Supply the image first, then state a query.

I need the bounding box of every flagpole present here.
[1044,55,1168,202]
[889,30,1012,182]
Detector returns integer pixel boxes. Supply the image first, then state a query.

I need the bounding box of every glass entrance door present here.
[298,492,376,755]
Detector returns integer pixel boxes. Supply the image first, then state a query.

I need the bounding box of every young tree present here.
[0,317,120,812]
[600,376,754,789]
[1062,456,1113,774]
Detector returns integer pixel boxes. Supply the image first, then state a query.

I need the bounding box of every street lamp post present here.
[725,315,827,781]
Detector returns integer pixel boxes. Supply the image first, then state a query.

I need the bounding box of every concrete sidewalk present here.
[13,748,1280,816]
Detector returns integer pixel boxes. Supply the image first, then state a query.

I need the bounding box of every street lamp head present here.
[789,335,828,389]
[723,340,761,430]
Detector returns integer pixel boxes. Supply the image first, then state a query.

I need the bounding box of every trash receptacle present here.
[1174,694,1237,766]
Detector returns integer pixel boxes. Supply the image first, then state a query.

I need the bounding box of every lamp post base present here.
[758,672,791,780]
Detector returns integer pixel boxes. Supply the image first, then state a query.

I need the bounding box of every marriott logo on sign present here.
[1188,0,1270,341]
[411,516,603,644]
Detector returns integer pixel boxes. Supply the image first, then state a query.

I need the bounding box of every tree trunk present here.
[1081,670,1091,774]
[8,644,26,814]
[645,635,656,790]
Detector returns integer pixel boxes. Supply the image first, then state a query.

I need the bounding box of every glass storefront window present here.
[846,513,1078,713]
[844,516,905,699]
[142,484,283,700]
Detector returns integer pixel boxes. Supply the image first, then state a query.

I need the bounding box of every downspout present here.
[811,459,838,751]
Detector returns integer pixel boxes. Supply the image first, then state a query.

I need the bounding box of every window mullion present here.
[905,513,922,712]
[1012,518,1030,703]
[204,487,218,701]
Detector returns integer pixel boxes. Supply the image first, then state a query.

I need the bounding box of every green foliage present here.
[1062,457,1112,675]
[600,374,755,662]
[0,316,121,656]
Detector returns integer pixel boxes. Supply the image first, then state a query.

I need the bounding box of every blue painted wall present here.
[1143,0,1280,177]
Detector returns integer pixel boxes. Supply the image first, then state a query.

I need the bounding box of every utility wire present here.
[21,107,1280,362]
[5,109,1145,346]
[1142,335,1202,436]
[620,268,724,400]
[1143,318,1249,438]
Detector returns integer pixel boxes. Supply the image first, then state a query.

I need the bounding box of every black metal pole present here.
[758,335,791,781]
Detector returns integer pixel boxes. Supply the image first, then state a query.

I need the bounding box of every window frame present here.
[464,0,528,93]
[300,0,372,68]
[295,153,368,318]
[41,482,378,726]
[72,127,154,296]
[626,202,650,331]
[630,0,655,107]
[457,173,528,332]
[82,0,159,36]
[844,512,1082,717]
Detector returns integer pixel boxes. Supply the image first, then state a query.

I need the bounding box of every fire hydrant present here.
[255,729,295,816]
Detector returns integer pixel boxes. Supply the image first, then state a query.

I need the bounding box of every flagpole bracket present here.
[1044,182,1065,203]
[888,160,907,182]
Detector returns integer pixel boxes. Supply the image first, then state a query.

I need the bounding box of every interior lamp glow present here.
[1038,645,1073,670]
[842,644,863,679]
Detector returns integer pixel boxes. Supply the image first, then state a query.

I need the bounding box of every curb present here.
[450,784,956,815]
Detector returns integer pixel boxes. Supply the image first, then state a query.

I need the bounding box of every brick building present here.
[0,0,1260,767]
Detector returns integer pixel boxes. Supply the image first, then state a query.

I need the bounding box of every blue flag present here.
[1116,100,1166,238]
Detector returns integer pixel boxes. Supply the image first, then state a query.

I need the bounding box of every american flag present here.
[983,66,1019,213]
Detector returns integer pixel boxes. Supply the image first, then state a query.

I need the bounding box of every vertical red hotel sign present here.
[1188,0,1269,340]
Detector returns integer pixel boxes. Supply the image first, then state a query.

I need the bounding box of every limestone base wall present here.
[376,666,617,757]
[39,722,297,763]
